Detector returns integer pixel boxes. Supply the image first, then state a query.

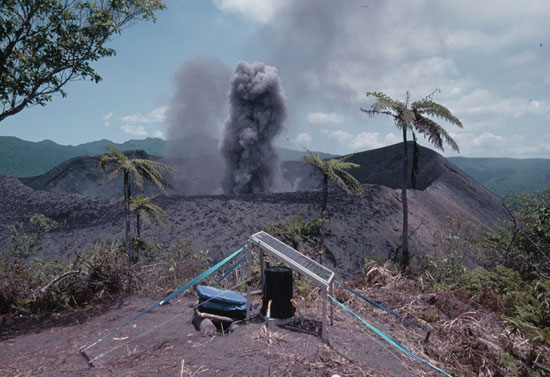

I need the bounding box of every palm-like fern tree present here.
[361,90,463,271]
[129,195,169,238]
[301,150,363,254]
[99,145,176,257]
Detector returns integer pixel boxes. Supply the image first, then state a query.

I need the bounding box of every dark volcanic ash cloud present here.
[165,56,231,157]
[220,61,287,194]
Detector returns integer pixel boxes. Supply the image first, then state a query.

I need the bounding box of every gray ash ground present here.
[0,143,509,376]
[0,293,440,377]
[0,144,508,278]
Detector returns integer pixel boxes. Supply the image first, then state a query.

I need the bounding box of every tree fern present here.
[99,145,176,260]
[129,194,169,238]
[301,150,363,263]
[362,90,463,271]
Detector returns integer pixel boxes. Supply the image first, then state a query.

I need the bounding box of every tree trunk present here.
[136,212,141,238]
[320,174,329,263]
[400,128,410,272]
[123,171,133,260]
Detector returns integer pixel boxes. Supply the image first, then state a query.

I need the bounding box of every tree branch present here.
[36,270,88,294]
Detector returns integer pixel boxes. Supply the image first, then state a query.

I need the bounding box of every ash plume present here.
[220,61,287,194]
[165,56,231,157]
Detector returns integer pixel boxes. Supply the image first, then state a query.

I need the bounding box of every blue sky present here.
[1,0,550,158]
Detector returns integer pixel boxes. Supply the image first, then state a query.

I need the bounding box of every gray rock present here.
[199,318,216,337]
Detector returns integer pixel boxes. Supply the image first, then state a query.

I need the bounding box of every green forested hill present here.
[0,136,334,178]
[448,157,550,196]
[0,136,165,177]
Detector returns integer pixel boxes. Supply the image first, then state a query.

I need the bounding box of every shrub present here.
[0,236,137,314]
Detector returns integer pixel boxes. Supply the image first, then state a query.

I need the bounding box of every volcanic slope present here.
[3,143,509,278]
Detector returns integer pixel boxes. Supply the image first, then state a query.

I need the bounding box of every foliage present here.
[301,150,362,262]
[482,189,550,280]
[301,149,363,206]
[8,213,57,258]
[99,145,176,194]
[293,274,315,300]
[139,238,212,292]
[362,90,463,152]
[99,145,175,260]
[131,237,163,262]
[0,239,136,315]
[402,195,550,375]
[414,217,484,287]
[129,194,169,238]
[267,213,336,265]
[0,0,165,122]
[362,90,462,272]
[268,212,323,248]
[0,233,221,315]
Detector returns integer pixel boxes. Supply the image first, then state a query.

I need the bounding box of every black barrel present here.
[261,266,295,319]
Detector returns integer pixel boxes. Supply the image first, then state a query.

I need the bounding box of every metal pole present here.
[260,251,265,288]
[329,281,334,326]
[322,286,327,340]
[245,246,251,321]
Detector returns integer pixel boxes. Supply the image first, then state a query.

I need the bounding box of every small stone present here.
[199,318,216,337]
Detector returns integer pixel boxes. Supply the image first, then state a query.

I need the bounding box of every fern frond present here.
[327,166,363,198]
[107,166,122,181]
[302,151,363,199]
[130,194,169,226]
[106,145,128,160]
[412,100,463,128]
[413,115,459,152]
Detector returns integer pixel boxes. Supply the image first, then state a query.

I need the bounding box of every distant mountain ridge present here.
[1,136,549,195]
[0,136,166,177]
[447,156,550,197]
[0,136,334,178]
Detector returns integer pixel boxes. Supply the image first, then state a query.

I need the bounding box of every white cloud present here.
[121,106,167,124]
[121,125,147,136]
[213,0,283,22]
[306,112,346,125]
[472,132,504,147]
[384,133,401,145]
[103,112,113,127]
[371,57,475,102]
[328,130,383,150]
[294,132,312,148]
[352,132,383,149]
[450,89,550,118]
[328,130,353,145]
[505,51,538,67]
[446,132,550,158]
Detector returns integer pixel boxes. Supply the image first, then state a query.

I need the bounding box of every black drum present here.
[261,266,295,319]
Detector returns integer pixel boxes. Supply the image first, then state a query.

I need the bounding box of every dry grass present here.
[332,263,549,377]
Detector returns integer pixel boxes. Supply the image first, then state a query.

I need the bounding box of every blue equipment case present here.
[196,285,247,320]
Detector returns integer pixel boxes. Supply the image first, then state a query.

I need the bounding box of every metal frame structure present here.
[247,231,335,340]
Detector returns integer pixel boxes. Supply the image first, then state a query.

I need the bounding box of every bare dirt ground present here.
[0,291,444,377]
